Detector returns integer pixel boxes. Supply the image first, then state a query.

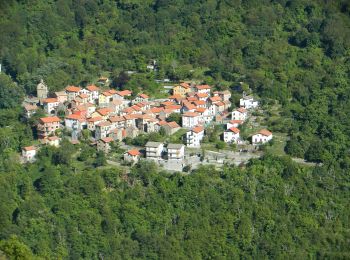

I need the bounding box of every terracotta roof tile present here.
[196,107,207,113]
[97,108,112,116]
[229,120,243,124]
[23,146,36,151]
[259,129,272,136]
[183,112,199,117]
[43,98,58,103]
[196,84,211,90]
[101,137,114,143]
[167,121,180,128]
[209,96,222,102]
[108,89,118,94]
[66,113,83,120]
[195,93,209,98]
[39,116,60,123]
[102,91,113,96]
[86,85,99,91]
[78,94,88,99]
[127,149,141,156]
[237,107,247,113]
[65,85,81,92]
[192,126,204,133]
[228,127,240,134]
[118,90,132,96]
[138,93,149,99]
[97,121,111,127]
[48,136,59,141]
[87,116,103,122]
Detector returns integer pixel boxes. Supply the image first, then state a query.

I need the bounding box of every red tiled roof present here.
[196,84,211,90]
[164,105,181,110]
[78,94,88,99]
[23,146,36,151]
[86,85,99,91]
[179,82,190,89]
[118,90,132,96]
[135,102,148,107]
[97,108,112,116]
[48,136,59,141]
[43,98,58,103]
[122,107,135,113]
[196,107,207,113]
[102,91,113,96]
[193,100,206,105]
[101,137,113,143]
[124,114,138,120]
[65,85,81,92]
[183,112,199,117]
[24,104,38,111]
[157,120,168,126]
[229,120,243,124]
[138,93,149,99]
[40,116,60,123]
[168,95,182,99]
[109,116,125,122]
[184,103,196,110]
[66,113,82,120]
[259,129,272,136]
[131,105,141,111]
[192,126,204,133]
[195,93,209,98]
[209,96,222,102]
[167,121,180,128]
[87,116,102,122]
[187,97,198,102]
[237,107,247,113]
[97,121,111,127]
[161,101,175,106]
[215,101,225,106]
[228,127,240,134]
[108,89,118,94]
[127,149,141,156]
[150,107,164,113]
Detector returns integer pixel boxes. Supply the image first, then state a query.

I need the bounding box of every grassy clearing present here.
[264,132,288,156]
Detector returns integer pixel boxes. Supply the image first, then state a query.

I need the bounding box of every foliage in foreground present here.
[0,150,349,259]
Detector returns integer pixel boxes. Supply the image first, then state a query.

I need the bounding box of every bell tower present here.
[37,79,48,100]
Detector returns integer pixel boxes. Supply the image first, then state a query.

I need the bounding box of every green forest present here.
[0,0,350,258]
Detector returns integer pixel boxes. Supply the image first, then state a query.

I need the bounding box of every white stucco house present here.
[186,125,204,148]
[124,149,141,164]
[231,107,248,121]
[22,146,37,163]
[223,127,240,143]
[167,143,185,160]
[226,120,243,129]
[182,112,200,128]
[252,129,273,145]
[43,98,59,115]
[239,95,258,109]
[145,141,164,160]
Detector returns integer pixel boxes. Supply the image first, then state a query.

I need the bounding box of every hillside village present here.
[21,78,273,171]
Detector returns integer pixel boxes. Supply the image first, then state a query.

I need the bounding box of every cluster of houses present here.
[222,94,273,145]
[21,79,272,164]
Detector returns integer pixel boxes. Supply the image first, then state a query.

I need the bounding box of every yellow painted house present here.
[98,91,113,106]
[172,83,191,97]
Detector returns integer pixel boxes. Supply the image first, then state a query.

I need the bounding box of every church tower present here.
[37,79,48,100]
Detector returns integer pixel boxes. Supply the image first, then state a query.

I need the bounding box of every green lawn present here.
[264,132,288,156]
